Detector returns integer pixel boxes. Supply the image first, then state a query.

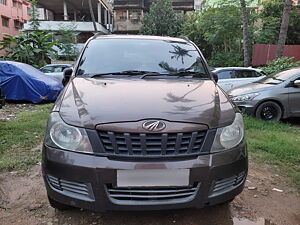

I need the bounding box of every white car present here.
[40,64,73,82]
[212,67,266,92]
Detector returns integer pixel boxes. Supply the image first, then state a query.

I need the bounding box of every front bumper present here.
[232,101,257,116]
[42,142,248,212]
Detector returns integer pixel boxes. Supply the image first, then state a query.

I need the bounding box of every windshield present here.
[257,69,298,85]
[76,38,209,78]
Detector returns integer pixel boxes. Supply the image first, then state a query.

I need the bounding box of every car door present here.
[232,70,263,89]
[215,70,235,91]
[288,76,300,116]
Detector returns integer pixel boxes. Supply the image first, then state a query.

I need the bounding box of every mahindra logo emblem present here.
[142,120,166,132]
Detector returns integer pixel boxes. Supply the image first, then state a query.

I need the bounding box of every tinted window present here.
[235,70,257,78]
[77,39,209,78]
[217,70,234,79]
[41,67,54,73]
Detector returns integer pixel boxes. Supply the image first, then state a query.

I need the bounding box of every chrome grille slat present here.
[47,175,93,201]
[106,183,200,204]
[210,172,246,197]
[98,130,207,157]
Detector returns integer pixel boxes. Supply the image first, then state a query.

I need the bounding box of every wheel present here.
[48,196,71,210]
[255,101,282,121]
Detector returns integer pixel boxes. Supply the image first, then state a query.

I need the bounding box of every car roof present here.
[93,34,189,43]
[213,67,262,72]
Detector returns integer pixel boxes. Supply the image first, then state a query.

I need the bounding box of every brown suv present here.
[42,35,247,211]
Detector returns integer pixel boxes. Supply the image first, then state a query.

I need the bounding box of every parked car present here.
[0,61,63,103]
[40,64,73,82]
[0,86,5,109]
[43,35,247,212]
[212,67,266,92]
[229,67,300,121]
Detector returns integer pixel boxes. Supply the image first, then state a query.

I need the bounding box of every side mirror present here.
[212,72,218,83]
[62,68,73,86]
[293,80,300,87]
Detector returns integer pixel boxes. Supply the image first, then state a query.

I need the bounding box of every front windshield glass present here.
[257,69,298,85]
[76,38,209,78]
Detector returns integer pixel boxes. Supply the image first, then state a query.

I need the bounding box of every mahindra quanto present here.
[42,35,247,211]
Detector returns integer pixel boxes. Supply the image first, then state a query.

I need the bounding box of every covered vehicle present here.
[0,61,63,103]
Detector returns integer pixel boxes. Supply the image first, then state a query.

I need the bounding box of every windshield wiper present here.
[90,70,159,78]
[140,71,208,79]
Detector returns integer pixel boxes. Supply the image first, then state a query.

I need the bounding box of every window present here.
[235,70,257,78]
[18,2,22,9]
[217,70,234,79]
[118,11,127,21]
[2,17,9,27]
[13,1,17,7]
[0,0,7,5]
[129,11,142,23]
[77,39,209,78]
[14,20,23,29]
[27,7,31,16]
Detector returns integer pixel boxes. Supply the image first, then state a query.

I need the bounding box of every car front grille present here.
[210,172,246,197]
[106,183,200,205]
[98,131,207,158]
[47,175,94,201]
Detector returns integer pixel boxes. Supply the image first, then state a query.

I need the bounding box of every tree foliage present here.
[181,6,245,66]
[58,24,80,61]
[255,0,300,45]
[140,0,183,36]
[259,57,300,75]
[0,32,59,68]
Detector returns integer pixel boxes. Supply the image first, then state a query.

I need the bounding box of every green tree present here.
[240,0,251,66]
[140,0,183,36]
[0,32,59,68]
[276,0,292,58]
[58,23,80,61]
[255,0,300,45]
[181,7,245,66]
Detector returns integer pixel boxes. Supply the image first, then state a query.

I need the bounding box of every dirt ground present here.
[0,160,299,225]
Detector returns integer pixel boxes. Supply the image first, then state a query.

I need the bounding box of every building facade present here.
[23,0,113,58]
[113,0,194,34]
[0,0,30,55]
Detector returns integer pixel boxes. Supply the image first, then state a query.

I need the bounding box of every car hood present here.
[228,82,275,96]
[55,78,236,129]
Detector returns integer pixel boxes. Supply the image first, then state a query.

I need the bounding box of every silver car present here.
[228,67,300,121]
[212,67,266,92]
[40,64,73,82]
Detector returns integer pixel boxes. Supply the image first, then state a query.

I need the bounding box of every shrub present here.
[260,57,300,75]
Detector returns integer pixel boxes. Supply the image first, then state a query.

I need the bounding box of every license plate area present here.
[117,169,190,187]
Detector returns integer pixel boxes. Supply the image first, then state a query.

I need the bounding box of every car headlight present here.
[44,112,93,153]
[232,93,259,102]
[211,113,244,152]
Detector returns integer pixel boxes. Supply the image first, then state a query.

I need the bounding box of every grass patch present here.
[244,116,300,188]
[0,104,52,171]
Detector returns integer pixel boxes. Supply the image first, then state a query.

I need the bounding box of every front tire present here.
[255,101,282,121]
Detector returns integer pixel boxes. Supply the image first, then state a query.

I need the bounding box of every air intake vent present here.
[47,175,94,201]
[210,172,246,197]
[106,183,200,205]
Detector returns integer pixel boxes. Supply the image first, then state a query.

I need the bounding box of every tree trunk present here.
[240,0,250,67]
[276,0,292,58]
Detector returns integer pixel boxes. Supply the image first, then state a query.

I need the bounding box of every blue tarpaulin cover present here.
[0,61,63,103]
